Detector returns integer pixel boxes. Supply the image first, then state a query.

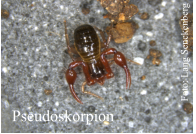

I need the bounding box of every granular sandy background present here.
[1,0,193,132]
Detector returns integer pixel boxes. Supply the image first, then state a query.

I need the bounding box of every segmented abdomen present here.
[74,25,100,62]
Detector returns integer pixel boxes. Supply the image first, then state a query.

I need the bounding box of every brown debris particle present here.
[146,55,150,59]
[105,21,139,43]
[149,40,156,46]
[118,13,126,21]
[82,8,90,15]
[123,4,138,20]
[152,58,161,66]
[147,49,162,66]
[139,12,149,20]
[99,0,138,23]
[149,49,162,58]
[183,103,193,114]
[44,89,52,95]
[103,13,119,23]
[1,9,9,19]
[98,0,139,44]
[141,75,146,80]
[98,0,123,15]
